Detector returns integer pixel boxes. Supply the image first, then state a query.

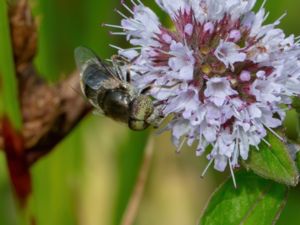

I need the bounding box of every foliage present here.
[200,171,288,225]
[0,0,300,225]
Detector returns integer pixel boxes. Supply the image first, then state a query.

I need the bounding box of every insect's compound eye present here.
[129,95,154,122]
[130,95,154,121]
[128,95,154,131]
[128,119,149,131]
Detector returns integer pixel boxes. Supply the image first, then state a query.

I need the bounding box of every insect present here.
[74,46,160,130]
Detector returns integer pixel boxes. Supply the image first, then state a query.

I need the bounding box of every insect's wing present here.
[75,46,110,85]
[74,46,117,110]
[74,46,96,72]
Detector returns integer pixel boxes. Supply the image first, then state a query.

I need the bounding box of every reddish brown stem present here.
[0,0,91,206]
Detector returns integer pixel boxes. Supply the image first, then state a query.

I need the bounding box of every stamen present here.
[263,12,270,23]
[294,37,300,45]
[262,138,271,147]
[156,48,172,55]
[265,126,286,143]
[276,12,287,24]
[229,160,237,189]
[110,32,127,36]
[135,0,144,5]
[232,129,240,166]
[130,0,137,6]
[110,45,142,53]
[122,2,135,15]
[261,0,268,10]
[109,44,124,51]
[201,158,214,178]
[114,8,129,19]
[176,137,187,153]
[127,46,142,50]
[103,23,124,29]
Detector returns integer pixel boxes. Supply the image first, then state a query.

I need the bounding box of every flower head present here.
[107,0,300,173]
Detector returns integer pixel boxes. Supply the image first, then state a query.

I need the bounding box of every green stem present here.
[0,1,22,130]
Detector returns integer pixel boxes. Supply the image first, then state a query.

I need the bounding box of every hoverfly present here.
[74,46,159,130]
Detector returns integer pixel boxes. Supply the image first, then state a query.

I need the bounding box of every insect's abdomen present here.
[100,89,131,122]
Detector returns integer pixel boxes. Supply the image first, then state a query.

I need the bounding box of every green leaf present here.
[0,1,22,129]
[284,109,300,141]
[292,98,300,114]
[200,171,288,225]
[243,132,299,186]
[296,151,300,172]
[291,98,300,142]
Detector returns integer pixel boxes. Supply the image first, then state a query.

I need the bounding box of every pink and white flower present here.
[106,0,300,177]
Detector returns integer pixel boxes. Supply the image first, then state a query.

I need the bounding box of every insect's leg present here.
[113,53,140,64]
[141,85,153,94]
[128,54,140,64]
[126,68,131,83]
[146,107,165,129]
[111,55,133,82]
[111,54,130,65]
[110,55,125,80]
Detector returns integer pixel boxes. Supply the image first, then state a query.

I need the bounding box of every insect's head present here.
[129,95,154,131]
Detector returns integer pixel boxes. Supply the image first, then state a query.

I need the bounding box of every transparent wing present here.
[75,46,119,89]
[75,47,108,107]
[74,46,129,110]
[74,46,106,77]
[75,46,120,75]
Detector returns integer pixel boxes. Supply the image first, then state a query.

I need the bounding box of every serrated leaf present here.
[200,171,288,225]
[243,132,299,186]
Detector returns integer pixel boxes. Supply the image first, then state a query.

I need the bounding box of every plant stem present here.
[121,136,154,225]
[0,0,22,130]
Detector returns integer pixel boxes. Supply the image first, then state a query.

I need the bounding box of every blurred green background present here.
[1,0,300,224]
